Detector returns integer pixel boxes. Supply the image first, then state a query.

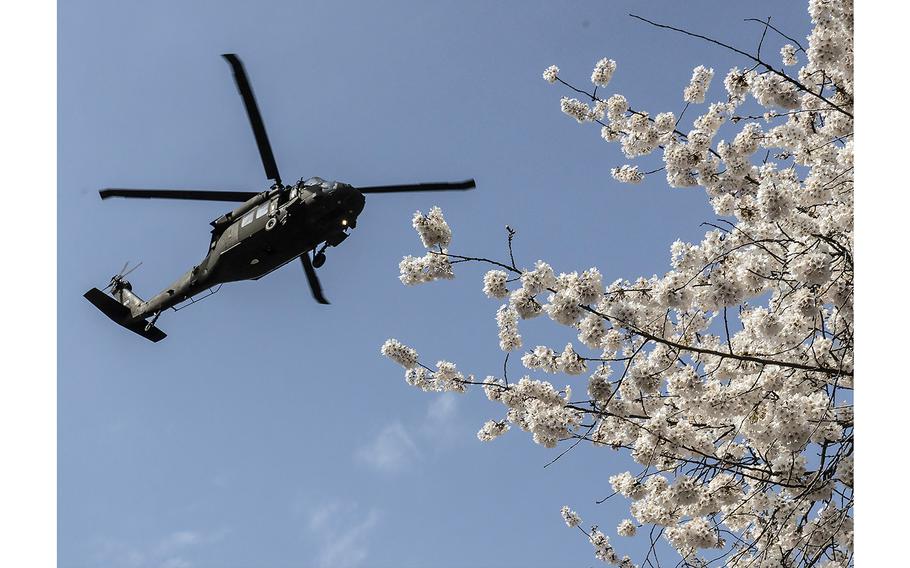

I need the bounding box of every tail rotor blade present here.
[300,253,329,305]
[356,179,476,194]
[222,54,283,185]
[120,261,142,279]
[103,261,132,291]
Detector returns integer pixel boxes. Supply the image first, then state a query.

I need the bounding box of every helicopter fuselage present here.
[126,177,365,320]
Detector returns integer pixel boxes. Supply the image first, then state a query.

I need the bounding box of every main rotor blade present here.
[222,54,283,185]
[300,253,330,305]
[99,188,258,202]
[356,179,476,194]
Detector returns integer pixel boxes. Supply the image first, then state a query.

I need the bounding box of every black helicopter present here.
[84,53,475,342]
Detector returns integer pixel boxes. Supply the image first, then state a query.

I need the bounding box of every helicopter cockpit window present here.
[255,203,269,219]
[241,212,255,228]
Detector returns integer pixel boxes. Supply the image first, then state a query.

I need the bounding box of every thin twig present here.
[744,17,806,52]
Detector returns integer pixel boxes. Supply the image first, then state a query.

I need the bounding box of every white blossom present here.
[835,454,853,487]
[683,65,714,104]
[482,376,506,401]
[483,270,510,299]
[398,250,454,285]
[433,360,469,393]
[411,206,451,248]
[521,260,557,294]
[791,251,832,286]
[496,305,522,352]
[404,367,432,390]
[477,420,509,441]
[522,346,559,373]
[601,125,621,142]
[591,58,617,87]
[561,97,592,123]
[380,339,419,369]
[724,67,749,101]
[589,526,619,564]
[592,99,609,121]
[664,517,723,557]
[605,94,629,121]
[545,290,584,325]
[561,506,582,528]
[497,377,583,448]
[611,165,644,184]
[542,65,560,83]
[781,43,798,66]
[578,313,607,348]
[556,343,587,375]
[617,519,637,537]
[509,287,543,319]
[654,112,676,134]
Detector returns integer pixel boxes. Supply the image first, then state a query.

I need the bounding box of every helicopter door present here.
[221,221,239,248]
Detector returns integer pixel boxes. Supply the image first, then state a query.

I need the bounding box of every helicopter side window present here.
[255,203,269,219]
[241,212,254,228]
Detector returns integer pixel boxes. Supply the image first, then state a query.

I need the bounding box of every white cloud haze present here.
[354,421,419,473]
[306,501,380,568]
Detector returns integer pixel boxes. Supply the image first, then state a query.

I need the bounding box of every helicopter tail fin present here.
[84,288,167,342]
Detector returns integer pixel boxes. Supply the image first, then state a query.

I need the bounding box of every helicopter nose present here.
[332,183,362,205]
[349,189,365,217]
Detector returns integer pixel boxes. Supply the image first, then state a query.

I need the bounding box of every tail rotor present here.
[103,261,142,292]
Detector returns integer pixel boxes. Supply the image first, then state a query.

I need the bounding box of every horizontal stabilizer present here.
[122,320,167,343]
[84,288,167,342]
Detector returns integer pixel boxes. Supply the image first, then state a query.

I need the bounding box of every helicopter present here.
[84,53,475,342]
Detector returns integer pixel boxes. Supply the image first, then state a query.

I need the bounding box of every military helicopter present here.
[84,53,475,342]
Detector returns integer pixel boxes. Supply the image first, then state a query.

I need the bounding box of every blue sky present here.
[58,1,810,566]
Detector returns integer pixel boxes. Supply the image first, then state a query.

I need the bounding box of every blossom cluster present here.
[561,506,582,528]
[683,65,714,104]
[591,58,617,87]
[380,339,418,369]
[477,420,509,441]
[561,97,592,123]
[412,206,451,248]
[610,165,643,184]
[401,359,471,394]
[542,65,559,84]
[399,207,455,285]
[781,43,798,66]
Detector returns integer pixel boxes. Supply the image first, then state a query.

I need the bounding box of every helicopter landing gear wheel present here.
[265,217,278,231]
[312,252,326,268]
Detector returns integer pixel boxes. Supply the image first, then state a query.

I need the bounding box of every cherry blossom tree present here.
[383,1,853,566]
